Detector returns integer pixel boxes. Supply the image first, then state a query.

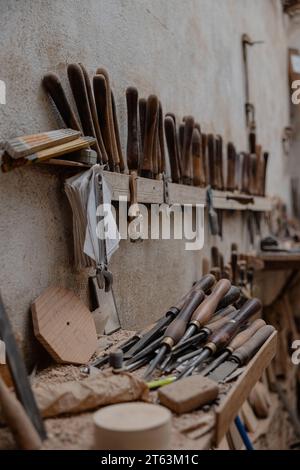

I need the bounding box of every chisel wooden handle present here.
[227,319,266,353]
[111,90,125,173]
[248,153,257,195]
[167,113,182,176]
[164,116,180,183]
[79,63,108,164]
[206,308,237,334]
[141,95,158,178]
[179,123,185,159]
[226,142,236,191]
[126,87,140,171]
[163,290,205,346]
[207,134,217,188]
[206,298,262,353]
[216,285,240,310]
[192,128,205,187]
[96,68,121,172]
[215,135,224,190]
[241,152,250,194]
[249,132,256,154]
[201,133,208,186]
[67,64,102,161]
[182,116,194,185]
[158,102,166,175]
[93,74,115,170]
[152,114,159,178]
[255,145,262,196]
[235,152,241,191]
[232,324,275,365]
[139,98,147,161]
[0,376,42,450]
[262,152,269,196]
[190,279,231,328]
[42,72,81,131]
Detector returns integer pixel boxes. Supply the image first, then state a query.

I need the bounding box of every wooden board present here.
[166,182,206,205]
[214,331,277,445]
[32,287,97,364]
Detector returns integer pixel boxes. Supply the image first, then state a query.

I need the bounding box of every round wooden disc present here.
[93,402,171,450]
[32,287,97,364]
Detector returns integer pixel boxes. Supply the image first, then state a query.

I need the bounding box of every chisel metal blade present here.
[208,360,239,382]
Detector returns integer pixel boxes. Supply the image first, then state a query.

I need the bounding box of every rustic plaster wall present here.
[0,0,293,364]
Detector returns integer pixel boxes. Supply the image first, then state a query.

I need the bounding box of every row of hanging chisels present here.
[43,65,268,196]
[91,272,274,386]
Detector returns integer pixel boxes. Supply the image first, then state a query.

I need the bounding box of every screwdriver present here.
[179,279,231,343]
[201,318,266,376]
[143,289,206,380]
[176,298,262,380]
[159,305,237,372]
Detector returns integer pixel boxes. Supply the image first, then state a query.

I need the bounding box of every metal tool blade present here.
[208,360,239,382]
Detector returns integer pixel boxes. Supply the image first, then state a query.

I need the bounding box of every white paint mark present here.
[0,80,6,105]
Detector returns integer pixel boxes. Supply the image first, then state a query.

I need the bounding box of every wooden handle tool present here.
[192,127,205,187]
[166,113,182,176]
[96,68,122,171]
[182,116,194,185]
[0,376,42,450]
[202,319,265,377]
[189,279,231,331]
[42,72,81,131]
[255,144,263,196]
[262,152,269,196]
[111,89,125,172]
[248,153,257,195]
[215,135,224,190]
[79,63,108,164]
[201,133,208,186]
[177,298,262,379]
[140,95,158,178]
[67,64,102,161]
[143,290,205,379]
[179,123,185,160]
[226,142,236,191]
[231,324,274,365]
[126,87,140,172]
[241,152,250,194]
[158,102,166,176]
[139,98,147,159]
[207,134,217,188]
[235,152,241,191]
[93,74,114,170]
[164,116,181,183]
[216,285,240,310]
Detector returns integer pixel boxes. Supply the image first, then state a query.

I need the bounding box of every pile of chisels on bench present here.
[40,65,268,196]
[91,273,275,388]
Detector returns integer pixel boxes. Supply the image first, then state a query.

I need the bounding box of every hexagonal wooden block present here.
[32,287,97,364]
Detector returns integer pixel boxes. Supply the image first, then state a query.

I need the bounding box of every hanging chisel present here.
[42,73,81,132]
[180,279,231,343]
[158,102,166,177]
[227,142,236,191]
[111,90,126,173]
[176,297,262,379]
[143,289,206,379]
[201,318,266,376]
[207,324,275,382]
[141,95,158,178]
[164,116,181,183]
[241,152,250,194]
[262,152,269,196]
[207,134,217,189]
[124,274,215,359]
[215,135,224,190]
[182,116,195,185]
[192,127,205,187]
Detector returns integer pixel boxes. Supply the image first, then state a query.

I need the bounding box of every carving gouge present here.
[192,128,205,187]
[139,98,147,160]
[141,95,158,178]
[143,289,206,379]
[207,134,217,188]
[208,324,275,382]
[201,318,265,376]
[164,116,181,183]
[180,279,231,343]
[126,87,140,171]
[124,274,215,359]
[227,142,236,191]
[176,298,262,379]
